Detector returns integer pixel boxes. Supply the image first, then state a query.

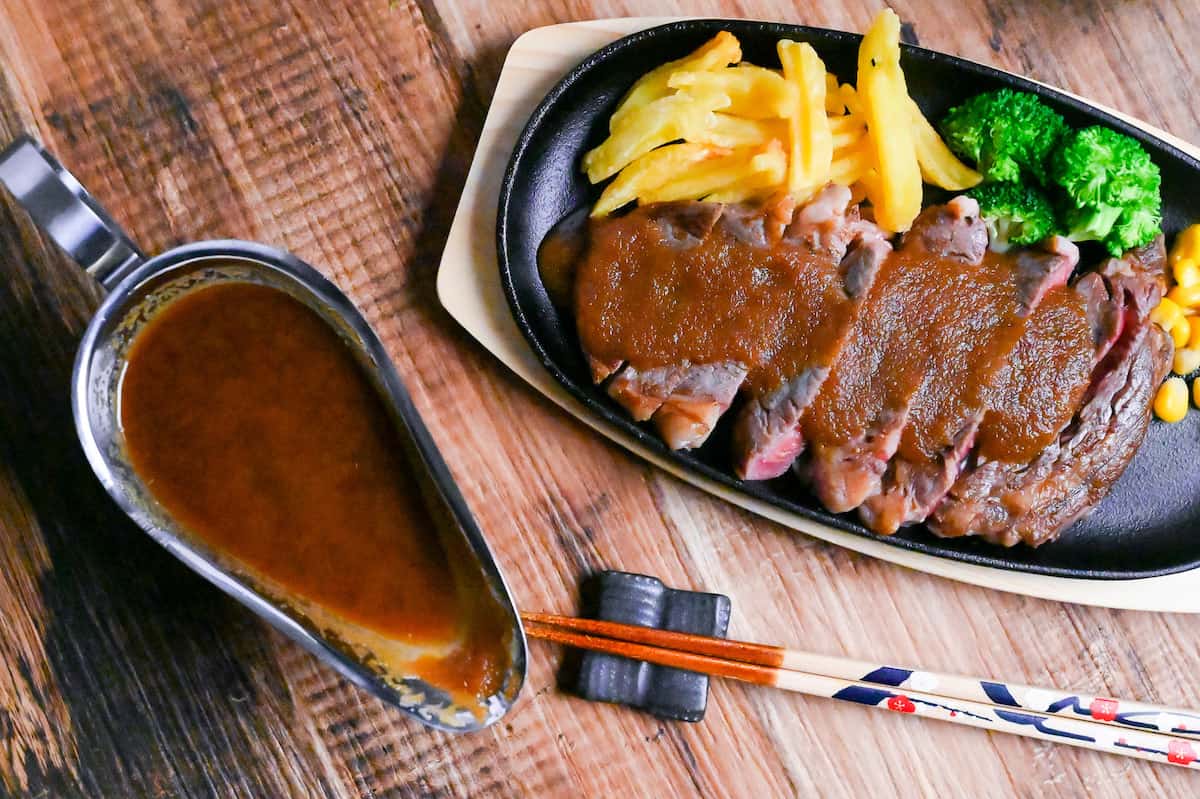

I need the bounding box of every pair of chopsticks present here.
[522,612,1200,769]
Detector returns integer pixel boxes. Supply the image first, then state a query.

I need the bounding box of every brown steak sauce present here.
[976,285,1095,463]
[120,281,508,708]
[558,200,1093,491]
[571,204,859,395]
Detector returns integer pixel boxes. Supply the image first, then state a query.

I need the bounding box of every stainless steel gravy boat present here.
[0,136,526,732]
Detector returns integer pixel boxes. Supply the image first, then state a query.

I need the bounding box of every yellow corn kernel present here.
[1189,317,1200,350]
[1173,348,1200,376]
[1154,377,1189,423]
[1176,258,1200,289]
[1170,224,1200,265]
[1168,283,1200,308]
[1150,298,1185,330]
[1194,378,1200,409]
[1170,317,1191,348]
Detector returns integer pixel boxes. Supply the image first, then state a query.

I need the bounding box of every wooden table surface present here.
[1,1,1198,797]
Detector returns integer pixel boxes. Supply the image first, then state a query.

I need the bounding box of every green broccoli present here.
[1050,125,1162,256]
[939,89,1068,184]
[968,182,1057,250]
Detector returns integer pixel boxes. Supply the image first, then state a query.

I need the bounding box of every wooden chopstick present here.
[522,613,1200,769]
[522,612,1200,739]
[521,611,787,669]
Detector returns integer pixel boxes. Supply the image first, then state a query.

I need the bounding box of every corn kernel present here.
[1189,317,1200,350]
[1171,224,1200,263]
[1171,317,1191,348]
[1154,377,1189,423]
[1173,348,1200,376]
[1194,378,1200,409]
[1176,258,1200,289]
[1150,298,1185,329]
[1168,283,1200,308]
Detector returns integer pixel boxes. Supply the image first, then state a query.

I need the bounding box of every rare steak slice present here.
[575,186,879,452]
[580,201,728,417]
[1001,322,1171,546]
[653,361,749,450]
[799,196,988,514]
[605,363,695,421]
[858,236,1079,535]
[732,217,891,479]
[930,273,1117,539]
[930,238,1169,545]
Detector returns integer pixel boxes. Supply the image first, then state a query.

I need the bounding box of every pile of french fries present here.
[584,10,981,232]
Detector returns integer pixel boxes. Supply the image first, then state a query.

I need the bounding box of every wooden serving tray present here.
[436,17,1200,612]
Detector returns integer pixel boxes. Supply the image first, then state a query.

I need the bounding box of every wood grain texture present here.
[0,1,1198,797]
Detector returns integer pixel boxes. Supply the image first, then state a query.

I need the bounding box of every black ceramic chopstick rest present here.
[573,571,731,722]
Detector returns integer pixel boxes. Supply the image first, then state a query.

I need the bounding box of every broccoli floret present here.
[1050,126,1162,255]
[1059,204,1122,243]
[940,94,993,163]
[1108,204,1162,255]
[968,182,1057,250]
[939,89,1068,184]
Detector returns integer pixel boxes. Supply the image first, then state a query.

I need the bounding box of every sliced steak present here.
[1001,323,1172,546]
[858,237,1079,534]
[1100,236,1169,318]
[652,361,749,449]
[733,228,891,479]
[799,197,988,513]
[783,183,863,258]
[930,240,1168,545]
[944,319,1171,547]
[931,273,1120,539]
[575,189,873,446]
[905,195,989,263]
[588,354,624,384]
[576,201,731,422]
[605,363,693,421]
[733,364,830,480]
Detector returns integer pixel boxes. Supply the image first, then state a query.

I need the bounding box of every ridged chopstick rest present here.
[574,571,731,721]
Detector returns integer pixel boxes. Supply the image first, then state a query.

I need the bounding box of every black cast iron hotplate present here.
[497,19,1200,579]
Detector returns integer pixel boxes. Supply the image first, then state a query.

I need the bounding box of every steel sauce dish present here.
[0,136,526,731]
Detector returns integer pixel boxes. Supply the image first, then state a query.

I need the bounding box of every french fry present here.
[907,98,982,191]
[668,65,799,119]
[830,116,867,150]
[706,175,784,204]
[778,40,833,197]
[590,15,969,219]
[591,142,726,217]
[839,83,862,116]
[856,168,884,209]
[583,91,730,183]
[609,32,742,130]
[856,9,922,232]
[702,141,790,203]
[828,114,866,135]
[693,114,787,149]
[824,73,844,113]
[829,141,873,186]
[639,140,787,204]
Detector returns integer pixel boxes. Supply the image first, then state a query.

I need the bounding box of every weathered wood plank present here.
[0,0,1198,796]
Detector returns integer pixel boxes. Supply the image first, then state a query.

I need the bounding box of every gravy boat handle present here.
[0,135,144,291]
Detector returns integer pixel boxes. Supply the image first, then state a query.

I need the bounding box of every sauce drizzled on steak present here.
[550,188,1169,547]
[574,189,865,395]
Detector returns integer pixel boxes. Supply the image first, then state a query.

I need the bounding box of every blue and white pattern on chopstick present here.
[830,666,1200,768]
